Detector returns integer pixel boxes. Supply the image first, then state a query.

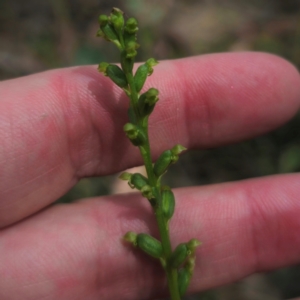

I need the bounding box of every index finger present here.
[0,52,299,227]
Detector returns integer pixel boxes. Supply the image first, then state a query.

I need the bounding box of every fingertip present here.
[150,52,300,148]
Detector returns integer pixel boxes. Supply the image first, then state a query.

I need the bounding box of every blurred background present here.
[0,0,300,299]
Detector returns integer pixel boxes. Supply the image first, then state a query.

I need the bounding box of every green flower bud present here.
[141,185,154,199]
[110,7,124,33]
[138,88,159,117]
[98,62,109,75]
[106,64,128,88]
[101,24,118,42]
[153,144,186,177]
[98,15,121,48]
[98,15,108,26]
[125,41,139,59]
[144,88,159,105]
[187,238,201,255]
[134,64,148,93]
[169,243,189,268]
[134,59,158,92]
[119,172,132,181]
[123,231,138,246]
[137,233,163,259]
[153,150,175,177]
[145,58,159,76]
[119,172,148,190]
[123,123,138,138]
[161,186,175,221]
[123,123,146,146]
[119,172,134,188]
[125,17,138,34]
[130,173,149,190]
[168,239,200,269]
[171,144,187,156]
[178,268,191,297]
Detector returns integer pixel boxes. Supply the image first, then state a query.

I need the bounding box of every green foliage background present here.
[0,0,299,299]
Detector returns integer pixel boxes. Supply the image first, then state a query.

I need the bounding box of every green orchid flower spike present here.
[97,7,201,300]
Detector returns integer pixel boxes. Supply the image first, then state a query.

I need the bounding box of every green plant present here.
[96,8,201,300]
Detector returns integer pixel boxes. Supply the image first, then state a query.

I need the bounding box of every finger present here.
[0,174,299,300]
[1,52,300,227]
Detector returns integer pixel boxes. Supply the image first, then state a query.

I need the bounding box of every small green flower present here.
[125,17,138,34]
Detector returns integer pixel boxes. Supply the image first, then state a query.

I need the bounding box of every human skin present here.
[0,52,300,300]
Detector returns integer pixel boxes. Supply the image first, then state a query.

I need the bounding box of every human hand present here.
[0,52,300,300]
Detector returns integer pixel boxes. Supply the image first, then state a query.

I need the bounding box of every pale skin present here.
[0,52,300,300]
